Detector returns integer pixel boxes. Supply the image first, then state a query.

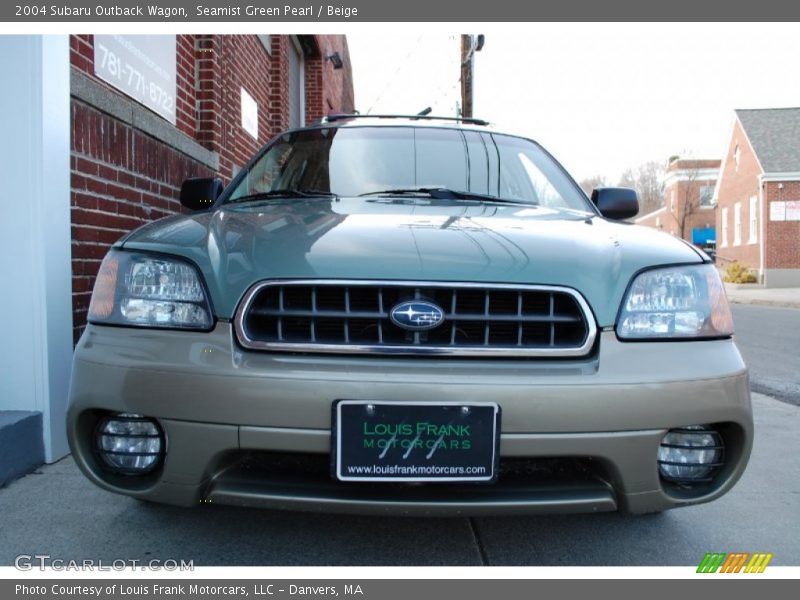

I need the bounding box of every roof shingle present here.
[736,107,800,173]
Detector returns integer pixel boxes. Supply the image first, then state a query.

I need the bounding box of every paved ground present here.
[2,305,796,567]
[731,304,800,406]
[0,393,797,566]
[725,284,800,309]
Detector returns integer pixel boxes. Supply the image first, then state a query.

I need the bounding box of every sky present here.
[347,23,800,183]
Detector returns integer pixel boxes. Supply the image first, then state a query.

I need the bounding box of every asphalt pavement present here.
[731,304,800,406]
[2,304,797,567]
[0,393,797,566]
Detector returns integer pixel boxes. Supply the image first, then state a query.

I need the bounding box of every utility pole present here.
[460,34,484,118]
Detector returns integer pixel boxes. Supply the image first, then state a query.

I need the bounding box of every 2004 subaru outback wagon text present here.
[67,115,752,515]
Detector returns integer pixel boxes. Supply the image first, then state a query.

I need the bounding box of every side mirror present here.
[180,177,223,211]
[591,187,639,220]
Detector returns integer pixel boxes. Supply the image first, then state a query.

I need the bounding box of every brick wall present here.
[715,119,762,274]
[764,181,800,269]
[175,35,197,137]
[69,34,354,342]
[69,104,215,339]
[268,36,291,133]
[305,35,355,123]
[208,35,280,179]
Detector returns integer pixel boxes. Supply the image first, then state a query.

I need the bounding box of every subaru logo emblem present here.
[390,300,445,331]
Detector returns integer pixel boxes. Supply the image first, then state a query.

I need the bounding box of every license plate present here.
[332,401,501,482]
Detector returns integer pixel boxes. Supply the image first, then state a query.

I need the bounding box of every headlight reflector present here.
[618,264,733,339]
[88,251,212,329]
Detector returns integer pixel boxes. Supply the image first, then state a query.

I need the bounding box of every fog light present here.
[658,425,724,483]
[96,414,164,474]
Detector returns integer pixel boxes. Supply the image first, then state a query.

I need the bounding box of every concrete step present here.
[0,411,44,487]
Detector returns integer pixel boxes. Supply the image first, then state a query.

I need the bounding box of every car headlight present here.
[617,264,733,340]
[88,250,213,329]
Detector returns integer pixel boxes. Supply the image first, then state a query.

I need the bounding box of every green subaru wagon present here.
[67,115,752,515]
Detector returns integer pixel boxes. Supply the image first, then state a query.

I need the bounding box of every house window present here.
[733,202,742,246]
[734,144,740,170]
[721,207,728,247]
[699,185,715,207]
[749,196,758,244]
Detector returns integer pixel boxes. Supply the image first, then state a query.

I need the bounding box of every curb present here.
[728,298,800,309]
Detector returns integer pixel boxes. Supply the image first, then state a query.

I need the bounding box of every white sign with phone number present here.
[94,35,176,124]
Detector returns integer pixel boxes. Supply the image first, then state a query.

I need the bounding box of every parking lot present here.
[1,305,798,567]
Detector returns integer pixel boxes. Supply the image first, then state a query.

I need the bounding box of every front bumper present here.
[67,323,753,515]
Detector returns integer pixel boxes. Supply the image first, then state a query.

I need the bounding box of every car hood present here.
[121,197,703,326]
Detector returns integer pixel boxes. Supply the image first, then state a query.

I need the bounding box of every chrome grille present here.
[234,280,596,357]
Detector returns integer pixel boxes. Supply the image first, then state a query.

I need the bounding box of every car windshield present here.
[226,126,593,211]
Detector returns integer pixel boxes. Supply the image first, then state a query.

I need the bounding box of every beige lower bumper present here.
[67,324,753,515]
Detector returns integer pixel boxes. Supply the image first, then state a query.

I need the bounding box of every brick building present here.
[715,108,800,287]
[69,34,355,342]
[0,35,353,480]
[635,158,720,251]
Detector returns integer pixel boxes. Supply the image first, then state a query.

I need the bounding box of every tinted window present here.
[227,126,592,211]
[415,128,468,191]
[493,134,587,210]
[464,130,489,195]
[329,128,414,195]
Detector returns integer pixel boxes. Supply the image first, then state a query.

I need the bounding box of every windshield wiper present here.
[358,187,535,205]
[228,189,337,204]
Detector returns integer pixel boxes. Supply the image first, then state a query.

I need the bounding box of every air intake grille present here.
[235,281,596,357]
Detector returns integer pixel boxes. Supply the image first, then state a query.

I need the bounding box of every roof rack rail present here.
[321,113,490,126]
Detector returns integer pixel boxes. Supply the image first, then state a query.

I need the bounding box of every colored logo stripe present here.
[745,553,773,573]
[697,553,726,573]
[720,553,749,573]
[697,552,773,573]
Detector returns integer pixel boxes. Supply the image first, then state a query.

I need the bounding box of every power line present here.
[366,34,426,114]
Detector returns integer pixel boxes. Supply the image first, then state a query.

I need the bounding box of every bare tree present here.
[578,174,607,197]
[618,162,664,215]
[676,164,702,241]
[617,168,636,190]
[635,161,665,215]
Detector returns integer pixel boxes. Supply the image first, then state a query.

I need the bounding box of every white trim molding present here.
[0,36,72,462]
[760,172,800,182]
[662,168,721,187]
[748,195,758,245]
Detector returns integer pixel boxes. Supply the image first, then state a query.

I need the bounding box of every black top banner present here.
[3,0,800,22]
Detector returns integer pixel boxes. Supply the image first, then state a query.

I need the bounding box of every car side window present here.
[493,134,580,209]
[230,137,294,199]
[518,153,569,208]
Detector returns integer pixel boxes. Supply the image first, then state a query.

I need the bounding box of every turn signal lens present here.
[87,250,213,330]
[87,254,118,320]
